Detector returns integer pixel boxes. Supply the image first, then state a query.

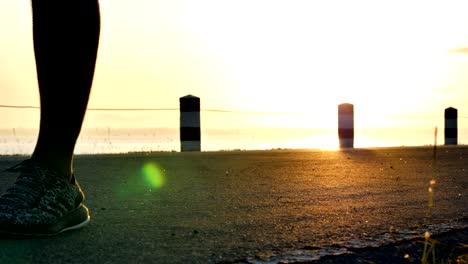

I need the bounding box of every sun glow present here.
[178,1,461,121]
[1,0,468,150]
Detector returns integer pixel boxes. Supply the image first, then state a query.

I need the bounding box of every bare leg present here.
[31,0,100,179]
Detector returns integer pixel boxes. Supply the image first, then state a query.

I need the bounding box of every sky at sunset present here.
[1,0,468,149]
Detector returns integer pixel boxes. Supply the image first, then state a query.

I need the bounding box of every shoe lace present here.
[1,159,48,207]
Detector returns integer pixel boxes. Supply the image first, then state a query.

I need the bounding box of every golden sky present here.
[1,0,468,146]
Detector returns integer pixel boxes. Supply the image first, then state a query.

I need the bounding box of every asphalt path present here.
[0,147,467,263]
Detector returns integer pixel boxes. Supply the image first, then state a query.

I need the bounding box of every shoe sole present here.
[0,204,90,237]
[57,204,91,234]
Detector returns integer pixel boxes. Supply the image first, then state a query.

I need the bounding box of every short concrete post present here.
[180,95,201,152]
[338,103,354,148]
[444,107,457,145]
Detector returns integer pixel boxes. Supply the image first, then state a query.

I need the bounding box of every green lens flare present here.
[142,162,165,189]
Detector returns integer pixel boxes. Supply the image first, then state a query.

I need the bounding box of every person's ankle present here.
[30,156,73,181]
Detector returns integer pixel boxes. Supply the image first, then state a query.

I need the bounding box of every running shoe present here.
[0,159,90,236]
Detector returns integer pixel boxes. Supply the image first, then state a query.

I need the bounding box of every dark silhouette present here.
[180,95,201,152]
[338,103,354,149]
[0,0,101,236]
[444,107,458,145]
[31,0,100,177]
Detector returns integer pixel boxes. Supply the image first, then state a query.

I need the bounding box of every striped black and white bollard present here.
[338,103,354,149]
[444,107,458,145]
[180,95,201,152]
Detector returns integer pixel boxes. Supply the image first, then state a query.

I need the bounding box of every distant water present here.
[0,127,180,155]
[0,127,466,155]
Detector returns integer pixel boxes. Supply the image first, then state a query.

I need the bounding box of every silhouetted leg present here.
[31,0,100,179]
